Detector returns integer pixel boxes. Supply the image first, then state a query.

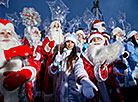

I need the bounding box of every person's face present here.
[31,29,41,37]
[33,30,39,35]
[53,23,60,32]
[134,33,138,40]
[66,40,75,50]
[0,30,12,42]
[78,33,84,40]
[115,31,123,37]
[90,37,103,45]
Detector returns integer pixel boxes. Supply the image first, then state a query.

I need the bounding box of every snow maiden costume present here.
[48,33,98,102]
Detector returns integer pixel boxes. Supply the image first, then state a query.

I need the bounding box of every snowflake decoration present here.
[117,11,126,24]
[0,0,9,8]
[83,8,94,26]
[20,7,41,27]
[108,17,116,30]
[82,8,94,34]
[117,11,131,33]
[68,16,82,32]
[6,12,21,29]
[46,0,70,27]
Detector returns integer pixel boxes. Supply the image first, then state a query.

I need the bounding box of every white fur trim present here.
[34,52,41,61]
[44,42,50,53]
[93,22,104,27]
[19,66,37,83]
[112,27,125,36]
[64,34,77,45]
[0,23,17,39]
[94,65,108,82]
[0,50,7,67]
[88,34,105,43]
[132,67,138,78]
[48,36,53,41]
[48,64,57,75]
[127,30,137,39]
[0,23,15,32]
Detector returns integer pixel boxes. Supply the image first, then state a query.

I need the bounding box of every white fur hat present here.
[64,33,78,46]
[111,27,125,36]
[88,32,105,43]
[126,30,138,39]
[76,30,85,38]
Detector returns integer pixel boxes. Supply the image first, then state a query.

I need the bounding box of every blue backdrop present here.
[0,0,138,36]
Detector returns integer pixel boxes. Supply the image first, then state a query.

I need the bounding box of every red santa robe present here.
[82,41,125,102]
[24,36,46,100]
[42,31,64,95]
[0,19,37,102]
[0,45,37,102]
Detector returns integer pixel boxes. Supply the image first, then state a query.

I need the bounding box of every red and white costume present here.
[24,26,46,101]
[82,32,124,102]
[0,19,37,102]
[91,20,110,45]
[42,21,64,95]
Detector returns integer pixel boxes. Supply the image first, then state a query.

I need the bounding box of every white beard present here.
[86,43,104,65]
[0,37,19,50]
[31,34,41,46]
[86,41,123,65]
[49,28,64,45]
[116,36,125,42]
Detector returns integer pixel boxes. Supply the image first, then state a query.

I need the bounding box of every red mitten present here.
[42,37,49,48]
[4,45,32,61]
[3,69,32,91]
[25,81,33,101]
[49,40,55,48]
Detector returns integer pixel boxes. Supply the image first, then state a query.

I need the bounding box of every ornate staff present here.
[20,7,41,48]
[91,0,104,20]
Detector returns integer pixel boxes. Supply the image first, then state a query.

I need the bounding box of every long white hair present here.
[49,27,64,45]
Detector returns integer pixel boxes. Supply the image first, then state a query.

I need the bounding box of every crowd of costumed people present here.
[0,9,137,102]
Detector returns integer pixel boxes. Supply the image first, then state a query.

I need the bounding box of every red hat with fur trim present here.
[91,20,103,28]
[88,32,105,43]
[91,20,106,32]
[0,19,16,35]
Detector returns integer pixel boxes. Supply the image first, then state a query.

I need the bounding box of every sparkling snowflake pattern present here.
[0,0,9,8]
[46,0,69,27]
[6,12,21,29]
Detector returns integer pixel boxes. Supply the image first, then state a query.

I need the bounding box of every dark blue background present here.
[0,0,138,36]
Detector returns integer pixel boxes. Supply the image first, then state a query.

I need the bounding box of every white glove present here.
[53,52,63,66]
[80,77,98,99]
[53,48,72,66]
